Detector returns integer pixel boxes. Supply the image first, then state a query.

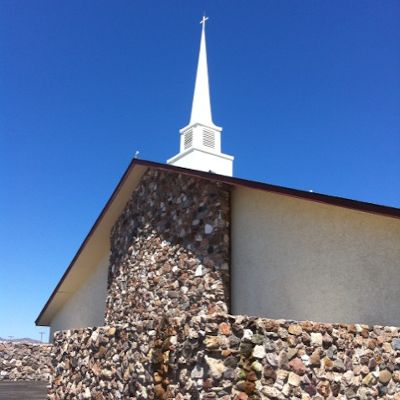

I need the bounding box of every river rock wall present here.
[49,323,156,399]
[50,314,400,399]
[0,341,53,381]
[104,169,231,325]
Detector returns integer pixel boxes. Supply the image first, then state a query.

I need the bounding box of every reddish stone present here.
[203,378,214,390]
[246,371,258,381]
[234,393,248,400]
[154,383,166,400]
[236,381,255,394]
[219,322,232,335]
[288,357,307,375]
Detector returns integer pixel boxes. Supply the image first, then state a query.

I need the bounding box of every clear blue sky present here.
[1,1,399,340]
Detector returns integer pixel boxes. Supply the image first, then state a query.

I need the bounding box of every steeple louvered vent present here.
[203,128,215,149]
[184,129,193,149]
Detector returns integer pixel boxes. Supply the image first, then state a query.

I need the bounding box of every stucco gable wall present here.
[49,253,109,339]
[232,186,400,326]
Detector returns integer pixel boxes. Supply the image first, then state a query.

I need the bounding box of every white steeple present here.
[167,16,234,176]
[190,15,213,127]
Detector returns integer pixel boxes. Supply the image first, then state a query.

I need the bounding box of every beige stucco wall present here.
[49,253,109,339]
[231,186,400,326]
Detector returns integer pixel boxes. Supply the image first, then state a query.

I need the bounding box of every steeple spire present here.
[190,15,214,127]
[167,16,234,176]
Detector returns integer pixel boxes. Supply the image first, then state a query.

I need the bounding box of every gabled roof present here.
[36,158,400,326]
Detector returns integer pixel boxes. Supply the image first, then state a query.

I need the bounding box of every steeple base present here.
[167,147,234,176]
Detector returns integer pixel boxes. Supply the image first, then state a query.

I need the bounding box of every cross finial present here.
[200,15,209,28]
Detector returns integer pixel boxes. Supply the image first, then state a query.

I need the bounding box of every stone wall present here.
[105,169,231,325]
[0,341,52,381]
[49,323,156,399]
[50,315,400,399]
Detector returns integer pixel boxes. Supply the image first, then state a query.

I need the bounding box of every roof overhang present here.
[36,159,400,326]
[36,160,148,326]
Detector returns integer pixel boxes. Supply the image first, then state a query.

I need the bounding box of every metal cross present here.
[200,15,209,27]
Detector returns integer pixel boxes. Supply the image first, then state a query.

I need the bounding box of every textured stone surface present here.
[0,342,52,382]
[50,316,400,399]
[105,169,231,325]
[49,324,158,399]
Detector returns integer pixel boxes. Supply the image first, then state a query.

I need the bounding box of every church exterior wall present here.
[49,314,400,399]
[231,186,400,326]
[49,253,109,338]
[104,168,231,325]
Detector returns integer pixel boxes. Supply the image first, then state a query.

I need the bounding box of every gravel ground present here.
[0,381,48,400]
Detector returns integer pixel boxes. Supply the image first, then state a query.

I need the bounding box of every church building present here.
[36,17,400,340]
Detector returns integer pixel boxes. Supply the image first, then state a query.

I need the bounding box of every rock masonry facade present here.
[48,167,400,399]
[0,342,52,381]
[105,169,231,324]
[51,315,400,399]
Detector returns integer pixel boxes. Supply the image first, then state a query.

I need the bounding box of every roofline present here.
[135,159,400,219]
[36,158,400,325]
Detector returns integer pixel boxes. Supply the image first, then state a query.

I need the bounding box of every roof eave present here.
[36,158,400,326]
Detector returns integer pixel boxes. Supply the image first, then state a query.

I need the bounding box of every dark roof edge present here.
[36,158,400,326]
[135,159,400,219]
